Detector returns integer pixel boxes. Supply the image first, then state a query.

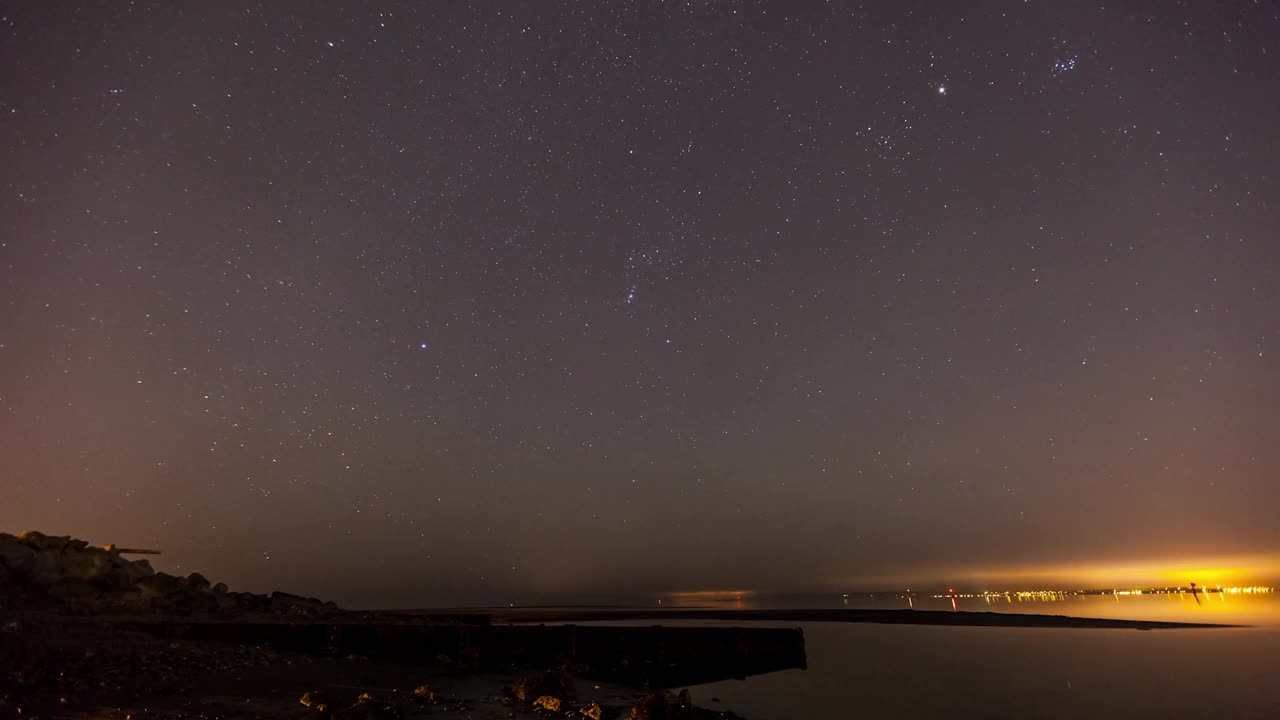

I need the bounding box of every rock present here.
[0,530,342,619]
[137,573,182,599]
[580,701,604,720]
[510,668,576,704]
[113,591,152,612]
[23,551,67,587]
[182,591,222,615]
[17,531,86,553]
[111,557,156,589]
[231,591,268,613]
[334,692,402,720]
[412,684,435,702]
[509,677,532,703]
[675,689,692,707]
[533,695,562,712]
[0,537,35,574]
[17,530,58,549]
[56,546,112,582]
[269,590,329,616]
[300,690,329,712]
[630,692,668,720]
[48,578,97,599]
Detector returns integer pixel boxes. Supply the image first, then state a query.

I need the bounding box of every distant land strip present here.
[478,607,1242,630]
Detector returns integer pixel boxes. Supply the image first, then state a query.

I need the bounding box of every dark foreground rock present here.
[0,611,287,717]
[0,531,340,619]
[508,667,577,705]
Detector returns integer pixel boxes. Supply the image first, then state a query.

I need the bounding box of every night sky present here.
[3,2,1278,608]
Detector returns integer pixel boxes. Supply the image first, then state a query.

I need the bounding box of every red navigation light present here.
[948,587,955,594]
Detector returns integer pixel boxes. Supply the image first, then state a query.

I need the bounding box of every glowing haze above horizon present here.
[3,3,1279,609]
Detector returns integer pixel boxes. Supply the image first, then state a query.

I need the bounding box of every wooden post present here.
[103,544,162,555]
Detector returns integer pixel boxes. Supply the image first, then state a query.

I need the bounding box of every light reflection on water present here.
[594,589,1280,715]
[637,591,1280,717]
[661,589,1280,626]
[564,590,1280,717]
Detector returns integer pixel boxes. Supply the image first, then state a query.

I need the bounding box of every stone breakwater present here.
[0,530,339,618]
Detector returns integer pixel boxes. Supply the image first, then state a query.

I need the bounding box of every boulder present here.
[111,558,156,589]
[0,536,36,574]
[510,668,576,704]
[533,695,562,712]
[263,592,335,617]
[23,551,67,587]
[300,689,330,713]
[335,692,402,720]
[138,572,182,599]
[176,591,222,616]
[17,531,87,553]
[48,578,98,599]
[630,692,668,720]
[17,530,60,550]
[214,592,240,612]
[187,572,211,592]
[1,530,343,619]
[58,546,113,582]
[112,590,153,612]
[232,592,269,613]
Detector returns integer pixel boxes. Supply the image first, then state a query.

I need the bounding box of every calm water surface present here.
[692,622,1280,718]
[635,594,1280,718]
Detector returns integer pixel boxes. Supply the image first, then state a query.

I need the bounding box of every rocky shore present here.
[0,532,756,719]
[0,531,341,620]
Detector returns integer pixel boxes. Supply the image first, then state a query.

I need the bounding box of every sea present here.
[589,591,1280,718]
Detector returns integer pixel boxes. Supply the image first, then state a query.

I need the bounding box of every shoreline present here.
[455,606,1242,630]
[0,532,1247,718]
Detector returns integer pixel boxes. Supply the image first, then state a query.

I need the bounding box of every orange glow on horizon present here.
[841,552,1280,591]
